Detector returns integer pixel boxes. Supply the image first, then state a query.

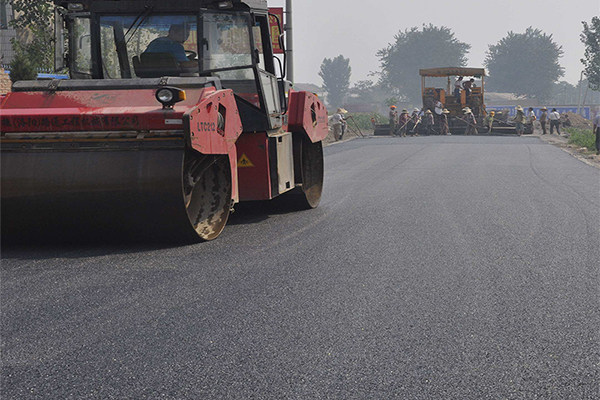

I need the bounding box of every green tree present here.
[347,80,376,104]
[7,0,54,70]
[485,27,564,101]
[346,80,396,110]
[8,47,37,83]
[581,16,600,91]
[384,97,398,107]
[318,55,351,108]
[550,81,579,105]
[377,24,470,104]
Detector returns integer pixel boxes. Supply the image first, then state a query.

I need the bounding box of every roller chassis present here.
[0,0,328,242]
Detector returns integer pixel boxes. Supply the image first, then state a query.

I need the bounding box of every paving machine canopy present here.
[419,67,486,78]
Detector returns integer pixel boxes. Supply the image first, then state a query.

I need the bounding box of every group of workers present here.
[388,106,454,136]
[336,102,576,141]
[538,107,562,135]
[387,104,543,136]
[512,106,563,136]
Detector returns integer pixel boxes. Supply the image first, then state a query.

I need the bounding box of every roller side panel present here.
[184,89,243,155]
[235,132,272,201]
[287,91,328,143]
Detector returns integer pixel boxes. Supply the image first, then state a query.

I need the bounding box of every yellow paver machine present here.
[420,67,486,134]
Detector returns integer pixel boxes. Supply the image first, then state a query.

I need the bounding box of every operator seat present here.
[133,52,180,78]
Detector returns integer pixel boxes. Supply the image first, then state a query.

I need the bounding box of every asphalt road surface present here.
[2,136,599,399]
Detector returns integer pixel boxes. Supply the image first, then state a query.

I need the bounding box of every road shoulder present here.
[534,132,600,169]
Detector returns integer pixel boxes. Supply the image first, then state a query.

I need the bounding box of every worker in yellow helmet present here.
[389,105,398,136]
[484,111,495,133]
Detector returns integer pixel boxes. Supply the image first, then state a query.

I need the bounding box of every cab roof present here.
[53,0,268,12]
[419,67,486,78]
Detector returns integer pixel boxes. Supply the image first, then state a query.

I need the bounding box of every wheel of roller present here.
[182,150,232,241]
[289,138,324,209]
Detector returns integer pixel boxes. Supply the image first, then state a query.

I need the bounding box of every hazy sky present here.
[270,0,599,87]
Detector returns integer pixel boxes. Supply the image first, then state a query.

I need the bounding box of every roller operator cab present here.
[0,0,328,242]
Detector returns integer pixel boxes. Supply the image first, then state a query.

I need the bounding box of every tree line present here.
[4,0,599,103]
[320,19,600,109]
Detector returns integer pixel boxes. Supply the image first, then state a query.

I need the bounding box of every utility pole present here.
[577,70,584,115]
[285,0,294,84]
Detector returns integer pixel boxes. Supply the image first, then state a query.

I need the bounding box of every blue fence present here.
[2,65,69,80]
[36,72,69,80]
[487,105,593,120]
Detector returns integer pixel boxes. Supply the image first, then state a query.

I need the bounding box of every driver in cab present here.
[144,24,197,69]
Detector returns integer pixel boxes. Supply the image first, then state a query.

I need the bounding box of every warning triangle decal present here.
[237,153,255,168]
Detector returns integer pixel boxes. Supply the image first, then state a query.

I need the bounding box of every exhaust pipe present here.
[285,0,294,83]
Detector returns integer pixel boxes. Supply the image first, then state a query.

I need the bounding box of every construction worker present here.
[462,107,477,135]
[388,105,398,135]
[331,108,347,141]
[440,109,450,135]
[549,108,561,135]
[424,109,435,135]
[483,111,495,133]
[398,109,409,137]
[408,108,421,136]
[470,95,481,116]
[143,24,196,70]
[513,105,526,136]
[539,107,548,135]
[526,107,536,133]
[462,78,475,103]
[454,76,463,102]
[593,112,600,155]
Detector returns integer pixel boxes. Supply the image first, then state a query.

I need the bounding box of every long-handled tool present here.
[410,117,422,135]
[455,115,478,134]
[394,118,413,136]
[346,115,365,138]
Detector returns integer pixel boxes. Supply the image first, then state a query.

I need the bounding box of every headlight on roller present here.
[155,87,186,108]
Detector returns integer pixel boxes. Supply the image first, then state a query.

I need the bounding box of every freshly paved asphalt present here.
[2,136,599,399]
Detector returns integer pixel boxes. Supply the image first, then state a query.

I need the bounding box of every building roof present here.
[294,83,323,93]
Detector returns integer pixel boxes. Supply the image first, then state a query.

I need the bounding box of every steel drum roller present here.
[1,146,231,242]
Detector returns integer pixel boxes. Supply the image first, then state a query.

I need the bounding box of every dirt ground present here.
[323,122,372,146]
[535,130,600,169]
[531,112,599,169]
[561,112,593,130]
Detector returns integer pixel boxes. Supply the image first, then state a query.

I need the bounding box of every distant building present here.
[294,83,326,103]
[0,1,16,66]
[485,92,539,108]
